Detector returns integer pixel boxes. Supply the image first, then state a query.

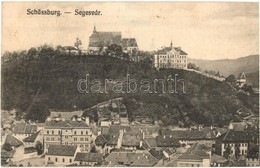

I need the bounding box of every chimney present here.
[140,140,143,147]
[85,116,90,125]
[170,135,172,138]
[163,135,166,139]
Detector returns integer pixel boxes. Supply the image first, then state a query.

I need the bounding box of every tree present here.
[35,141,43,155]
[223,144,231,159]
[3,143,12,151]
[74,38,82,55]
[188,63,200,71]
[235,143,240,160]
[225,74,236,85]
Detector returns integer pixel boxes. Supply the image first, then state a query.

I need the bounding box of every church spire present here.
[170,40,173,48]
[93,24,97,32]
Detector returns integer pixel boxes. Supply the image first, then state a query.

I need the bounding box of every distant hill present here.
[189,55,259,77]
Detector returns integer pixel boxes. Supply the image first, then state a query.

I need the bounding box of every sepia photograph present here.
[1,1,259,167]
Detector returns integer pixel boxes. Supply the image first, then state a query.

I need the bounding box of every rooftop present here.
[5,135,23,147]
[45,119,89,128]
[23,130,41,142]
[46,145,78,157]
[75,152,103,163]
[178,143,210,161]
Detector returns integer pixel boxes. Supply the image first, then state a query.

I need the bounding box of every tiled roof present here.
[107,135,119,146]
[49,111,83,120]
[89,31,122,47]
[131,154,158,167]
[13,123,38,134]
[95,134,113,146]
[24,125,37,134]
[122,134,141,147]
[13,123,26,133]
[75,153,103,163]
[108,125,132,136]
[217,130,253,142]
[23,131,40,142]
[121,38,138,48]
[144,137,157,148]
[5,135,23,147]
[156,136,181,147]
[45,120,88,128]
[178,143,210,161]
[161,129,216,140]
[46,145,77,157]
[155,47,188,55]
[105,151,157,166]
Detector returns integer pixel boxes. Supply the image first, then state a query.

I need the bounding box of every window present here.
[55,158,58,162]
[70,159,72,163]
[80,138,84,141]
[74,137,77,141]
[46,137,50,141]
[85,137,88,141]
[52,131,54,134]
[47,131,49,134]
[48,157,50,161]
[58,131,61,134]
[245,143,247,147]
[62,158,65,162]
[81,131,83,135]
[74,131,76,135]
[86,131,88,135]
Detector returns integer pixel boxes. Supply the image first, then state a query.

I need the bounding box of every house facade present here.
[154,42,188,69]
[45,145,80,166]
[44,117,92,153]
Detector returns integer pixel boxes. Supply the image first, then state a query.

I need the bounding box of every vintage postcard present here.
[1,1,259,167]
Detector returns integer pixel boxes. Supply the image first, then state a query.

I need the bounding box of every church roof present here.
[121,38,138,48]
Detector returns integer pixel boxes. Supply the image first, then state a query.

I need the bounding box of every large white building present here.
[154,42,188,69]
[43,117,92,153]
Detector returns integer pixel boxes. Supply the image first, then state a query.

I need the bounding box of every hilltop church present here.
[88,26,139,61]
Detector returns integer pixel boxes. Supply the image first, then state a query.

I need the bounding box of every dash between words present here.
[77,74,186,94]
[27,9,102,17]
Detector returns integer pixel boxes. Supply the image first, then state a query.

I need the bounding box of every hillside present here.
[1,46,258,126]
[189,55,259,77]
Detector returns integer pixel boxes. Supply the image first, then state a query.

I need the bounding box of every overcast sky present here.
[2,2,259,60]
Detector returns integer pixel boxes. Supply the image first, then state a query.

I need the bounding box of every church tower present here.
[170,40,173,48]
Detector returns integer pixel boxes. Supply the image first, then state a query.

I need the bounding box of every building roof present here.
[108,125,132,136]
[217,130,253,142]
[131,154,158,167]
[107,135,119,146]
[75,153,103,163]
[95,134,113,146]
[5,135,23,147]
[13,123,37,134]
[121,38,138,48]
[155,47,188,55]
[13,123,26,133]
[155,136,181,147]
[105,151,157,166]
[45,120,89,128]
[46,145,77,157]
[49,111,83,120]
[178,143,210,161]
[122,134,141,147]
[161,129,216,140]
[24,125,38,134]
[89,30,122,47]
[23,130,40,142]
